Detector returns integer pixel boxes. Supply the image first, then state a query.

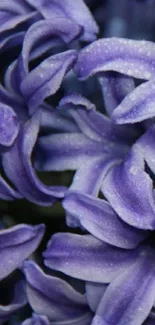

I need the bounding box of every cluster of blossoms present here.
[1,0,155,324]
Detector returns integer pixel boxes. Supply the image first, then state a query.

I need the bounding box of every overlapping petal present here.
[43,233,139,283]
[21,50,77,113]
[18,18,82,80]
[63,191,148,248]
[23,261,89,321]
[75,38,155,80]
[99,72,135,116]
[25,0,99,41]
[0,223,44,279]
[112,79,155,124]
[86,282,107,313]
[92,248,155,325]
[2,111,66,205]
[102,144,155,230]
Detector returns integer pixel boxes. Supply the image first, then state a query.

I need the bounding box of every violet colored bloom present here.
[43,232,155,325]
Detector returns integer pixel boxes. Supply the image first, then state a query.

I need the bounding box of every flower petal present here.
[23,261,89,321]
[86,282,107,313]
[75,38,155,80]
[0,223,44,279]
[137,125,155,175]
[22,314,50,325]
[0,103,19,147]
[63,192,148,248]
[2,112,66,205]
[18,18,82,79]
[43,233,139,283]
[36,133,103,172]
[21,50,77,113]
[25,0,99,41]
[92,249,155,325]
[112,79,155,124]
[102,144,155,230]
[99,72,135,116]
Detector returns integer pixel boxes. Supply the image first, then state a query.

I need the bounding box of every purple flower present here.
[43,232,155,325]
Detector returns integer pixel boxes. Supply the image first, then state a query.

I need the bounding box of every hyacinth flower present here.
[34,37,155,325]
[0,223,44,323]
[43,231,155,325]
[0,0,99,205]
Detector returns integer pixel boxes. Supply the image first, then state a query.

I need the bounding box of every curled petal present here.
[2,112,66,205]
[58,94,137,144]
[25,0,99,41]
[112,79,155,124]
[63,192,148,248]
[99,72,135,116]
[75,38,155,80]
[86,282,107,313]
[18,18,82,79]
[43,233,139,283]
[21,50,77,113]
[0,103,19,146]
[0,280,27,324]
[23,261,89,321]
[22,314,50,325]
[0,223,44,279]
[102,145,155,230]
[92,249,155,325]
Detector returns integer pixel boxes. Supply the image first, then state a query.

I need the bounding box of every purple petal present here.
[0,280,27,323]
[43,233,139,283]
[102,144,155,230]
[0,223,44,279]
[18,18,82,80]
[63,192,148,248]
[137,125,155,174]
[58,94,137,144]
[23,261,89,321]
[69,157,119,196]
[92,249,155,325]
[112,79,155,124]
[99,72,135,116]
[25,0,99,41]
[0,103,19,146]
[0,174,22,200]
[2,112,66,205]
[75,38,155,80]
[22,314,50,325]
[86,282,107,313]
[21,50,77,113]
[40,105,78,133]
[36,133,104,172]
